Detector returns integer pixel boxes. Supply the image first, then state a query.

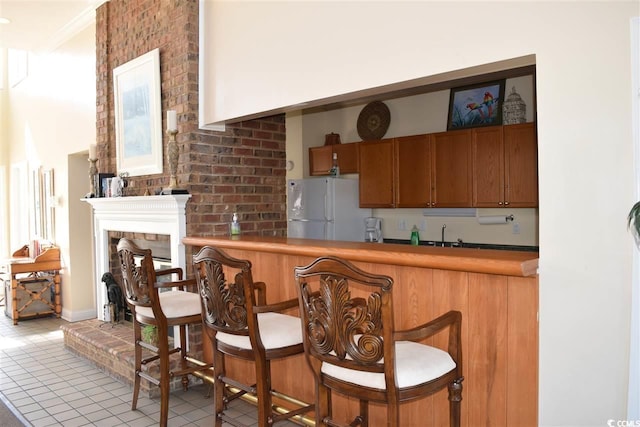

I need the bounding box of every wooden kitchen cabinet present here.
[395,130,473,208]
[361,131,473,208]
[359,139,394,207]
[504,123,538,206]
[395,134,432,207]
[309,142,358,176]
[431,129,473,207]
[472,126,504,206]
[473,123,538,207]
[360,136,427,208]
[358,124,535,209]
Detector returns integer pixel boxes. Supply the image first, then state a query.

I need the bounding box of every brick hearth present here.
[61,319,206,398]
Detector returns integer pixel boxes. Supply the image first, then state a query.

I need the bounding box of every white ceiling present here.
[0,0,105,52]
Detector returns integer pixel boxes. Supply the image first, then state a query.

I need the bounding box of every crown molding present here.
[40,1,107,53]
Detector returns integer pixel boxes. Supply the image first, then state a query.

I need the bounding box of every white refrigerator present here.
[287,178,372,242]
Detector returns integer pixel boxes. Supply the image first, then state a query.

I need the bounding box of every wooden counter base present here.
[183,236,539,427]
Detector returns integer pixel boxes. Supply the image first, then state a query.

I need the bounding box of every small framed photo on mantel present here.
[447,80,505,131]
[96,173,115,198]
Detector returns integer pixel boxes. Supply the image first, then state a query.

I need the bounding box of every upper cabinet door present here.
[359,139,394,208]
[431,129,473,207]
[309,145,333,176]
[473,126,505,207]
[504,123,538,207]
[395,134,432,208]
[334,143,359,174]
[472,124,538,208]
[309,143,359,176]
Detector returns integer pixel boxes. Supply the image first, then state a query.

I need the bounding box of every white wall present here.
[628,16,640,420]
[5,25,97,319]
[205,2,638,425]
[0,48,8,258]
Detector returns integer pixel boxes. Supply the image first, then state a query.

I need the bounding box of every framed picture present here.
[113,48,163,177]
[447,80,505,130]
[95,173,115,197]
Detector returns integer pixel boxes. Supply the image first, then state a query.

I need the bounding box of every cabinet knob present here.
[498,201,503,205]
[504,201,510,206]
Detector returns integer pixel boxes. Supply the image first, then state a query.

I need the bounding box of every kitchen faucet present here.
[441,224,446,247]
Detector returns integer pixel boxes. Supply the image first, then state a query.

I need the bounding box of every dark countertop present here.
[383,238,539,252]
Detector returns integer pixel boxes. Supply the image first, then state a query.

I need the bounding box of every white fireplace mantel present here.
[83,194,191,319]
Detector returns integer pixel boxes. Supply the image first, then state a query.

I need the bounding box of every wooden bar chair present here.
[294,256,464,427]
[116,238,213,427]
[192,246,314,427]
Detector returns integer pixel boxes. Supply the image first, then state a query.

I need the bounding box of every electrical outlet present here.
[398,219,407,231]
[419,220,427,231]
[512,222,521,234]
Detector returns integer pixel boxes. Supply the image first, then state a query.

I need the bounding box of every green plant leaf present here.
[628,202,640,243]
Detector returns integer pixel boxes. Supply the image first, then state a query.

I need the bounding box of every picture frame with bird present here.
[447,79,505,130]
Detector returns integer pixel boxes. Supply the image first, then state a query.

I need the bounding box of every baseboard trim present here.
[61,307,97,322]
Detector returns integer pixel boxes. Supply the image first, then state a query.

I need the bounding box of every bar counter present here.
[183,236,539,427]
[183,235,538,277]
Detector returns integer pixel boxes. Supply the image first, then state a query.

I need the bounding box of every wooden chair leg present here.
[317,382,331,426]
[255,359,272,427]
[448,378,463,427]
[132,320,142,411]
[179,325,190,391]
[359,399,369,427]
[213,350,226,427]
[159,337,171,427]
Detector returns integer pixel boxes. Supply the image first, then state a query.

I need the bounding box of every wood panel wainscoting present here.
[182,236,539,427]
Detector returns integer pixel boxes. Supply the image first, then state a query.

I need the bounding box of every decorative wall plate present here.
[357,101,390,140]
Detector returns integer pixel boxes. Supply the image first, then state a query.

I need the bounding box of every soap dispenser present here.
[329,152,340,177]
[410,225,420,246]
[230,212,241,235]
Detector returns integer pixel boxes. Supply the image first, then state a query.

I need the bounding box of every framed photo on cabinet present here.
[447,79,505,130]
[113,48,163,177]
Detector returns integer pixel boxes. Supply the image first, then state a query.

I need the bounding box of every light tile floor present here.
[0,313,301,426]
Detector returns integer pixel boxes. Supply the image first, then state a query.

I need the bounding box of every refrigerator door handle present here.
[324,192,329,220]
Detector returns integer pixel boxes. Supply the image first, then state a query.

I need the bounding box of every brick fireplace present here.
[66,194,205,395]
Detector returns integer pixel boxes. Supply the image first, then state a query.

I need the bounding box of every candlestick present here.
[161,129,188,195]
[167,110,177,132]
[89,144,97,159]
[88,158,98,197]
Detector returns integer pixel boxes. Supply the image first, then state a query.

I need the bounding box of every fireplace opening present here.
[107,233,172,324]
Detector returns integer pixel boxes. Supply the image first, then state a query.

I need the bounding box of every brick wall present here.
[95,0,287,245]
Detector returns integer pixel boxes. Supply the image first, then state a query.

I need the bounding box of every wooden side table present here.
[1,246,62,325]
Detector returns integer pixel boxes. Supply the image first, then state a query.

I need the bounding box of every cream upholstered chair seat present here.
[321,340,456,390]
[136,290,201,319]
[215,312,303,350]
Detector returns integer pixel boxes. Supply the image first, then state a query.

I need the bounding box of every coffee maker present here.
[364,217,383,243]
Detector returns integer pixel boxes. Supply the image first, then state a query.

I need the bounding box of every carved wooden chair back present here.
[193,246,255,345]
[117,238,162,319]
[295,256,463,427]
[193,246,314,427]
